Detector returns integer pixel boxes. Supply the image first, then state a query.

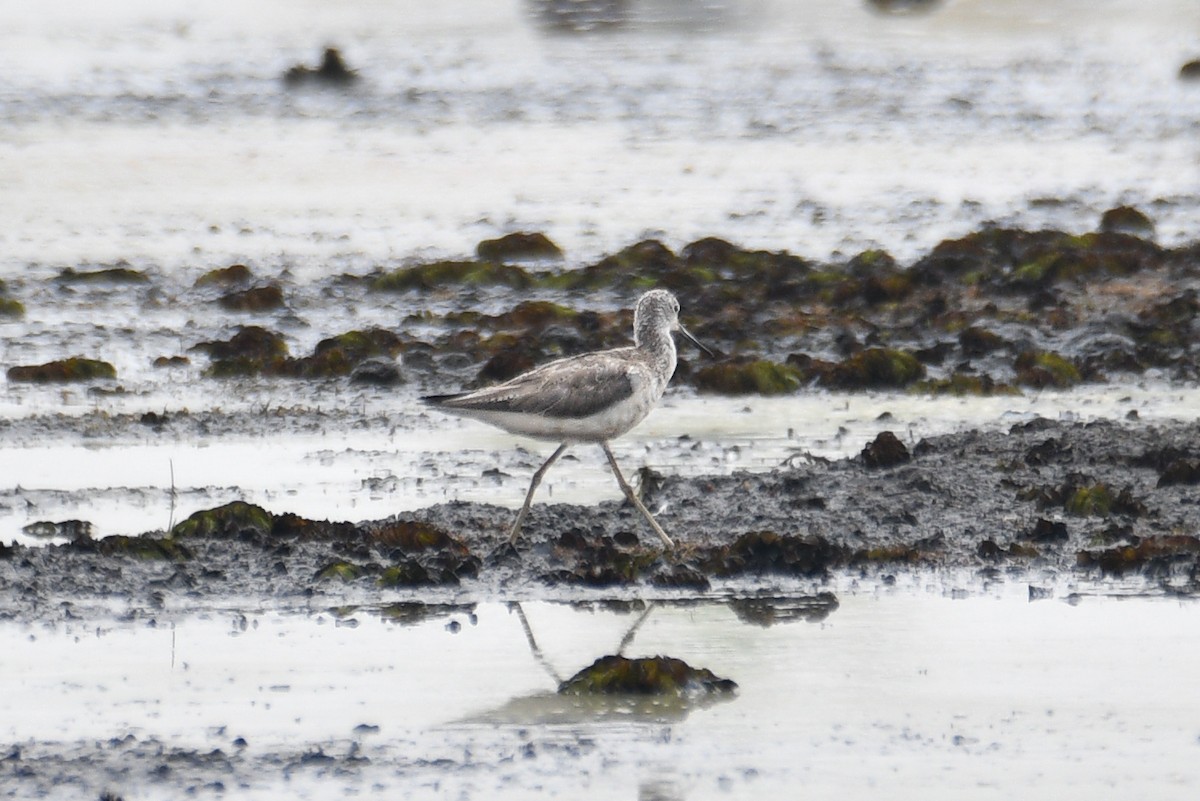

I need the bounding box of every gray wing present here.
[425,350,640,420]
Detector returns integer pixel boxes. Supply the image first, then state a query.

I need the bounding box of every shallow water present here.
[4,588,1199,799]
[3,0,1198,272]
[4,4,1200,796]
[5,381,1200,546]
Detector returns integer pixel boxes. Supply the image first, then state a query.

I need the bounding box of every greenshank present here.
[422,289,709,548]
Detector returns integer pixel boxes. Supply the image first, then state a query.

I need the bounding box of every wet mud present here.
[4,417,1198,625]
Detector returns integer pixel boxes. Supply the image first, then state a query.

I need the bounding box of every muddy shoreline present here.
[4,416,1198,625]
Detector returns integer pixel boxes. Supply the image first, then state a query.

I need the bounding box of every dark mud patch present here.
[3,419,1198,622]
[2,732,503,801]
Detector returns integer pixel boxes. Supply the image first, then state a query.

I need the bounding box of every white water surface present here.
[3,590,1198,799]
[1,0,1197,272]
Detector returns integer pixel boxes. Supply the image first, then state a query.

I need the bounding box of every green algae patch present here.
[371,520,467,554]
[57,266,149,284]
[7,357,117,383]
[818,348,925,390]
[314,560,365,583]
[373,260,534,292]
[556,239,699,291]
[476,231,563,262]
[194,264,253,288]
[284,328,404,378]
[0,297,24,318]
[1015,350,1082,389]
[558,655,737,696]
[377,560,433,587]
[694,359,803,395]
[1065,483,1116,517]
[172,501,274,540]
[96,535,192,562]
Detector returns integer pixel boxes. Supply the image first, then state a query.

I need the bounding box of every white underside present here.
[452,391,658,443]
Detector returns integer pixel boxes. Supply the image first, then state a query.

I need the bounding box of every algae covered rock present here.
[56,266,149,284]
[314,560,366,583]
[694,358,803,395]
[94,535,192,562]
[193,326,289,377]
[288,328,404,378]
[172,501,274,540]
[194,264,253,288]
[0,294,23,318]
[818,348,925,390]
[1157,459,1200,488]
[22,520,95,540]
[370,520,468,554]
[566,239,685,290]
[1099,206,1154,237]
[558,655,737,696]
[1014,350,1082,389]
[373,260,535,292]
[476,232,563,262]
[7,357,117,383]
[350,357,403,386]
[218,284,285,312]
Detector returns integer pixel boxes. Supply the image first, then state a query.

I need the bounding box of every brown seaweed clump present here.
[218,285,285,312]
[7,357,117,383]
[191,327,403,379]
[476,232,563,262]
[169,502,479,587]
[1077,536,1200,576]
[192,327,289,377]
[0,279,23,318]
[194,264,253,288]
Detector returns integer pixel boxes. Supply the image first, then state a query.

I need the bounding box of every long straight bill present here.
[678,323,714,358]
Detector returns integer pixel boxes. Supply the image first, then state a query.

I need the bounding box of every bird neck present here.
[636,325,677,381]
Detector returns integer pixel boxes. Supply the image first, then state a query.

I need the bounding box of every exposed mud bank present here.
[4,417,1197,624]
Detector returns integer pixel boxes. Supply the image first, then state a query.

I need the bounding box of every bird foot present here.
[485,541,522,566]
